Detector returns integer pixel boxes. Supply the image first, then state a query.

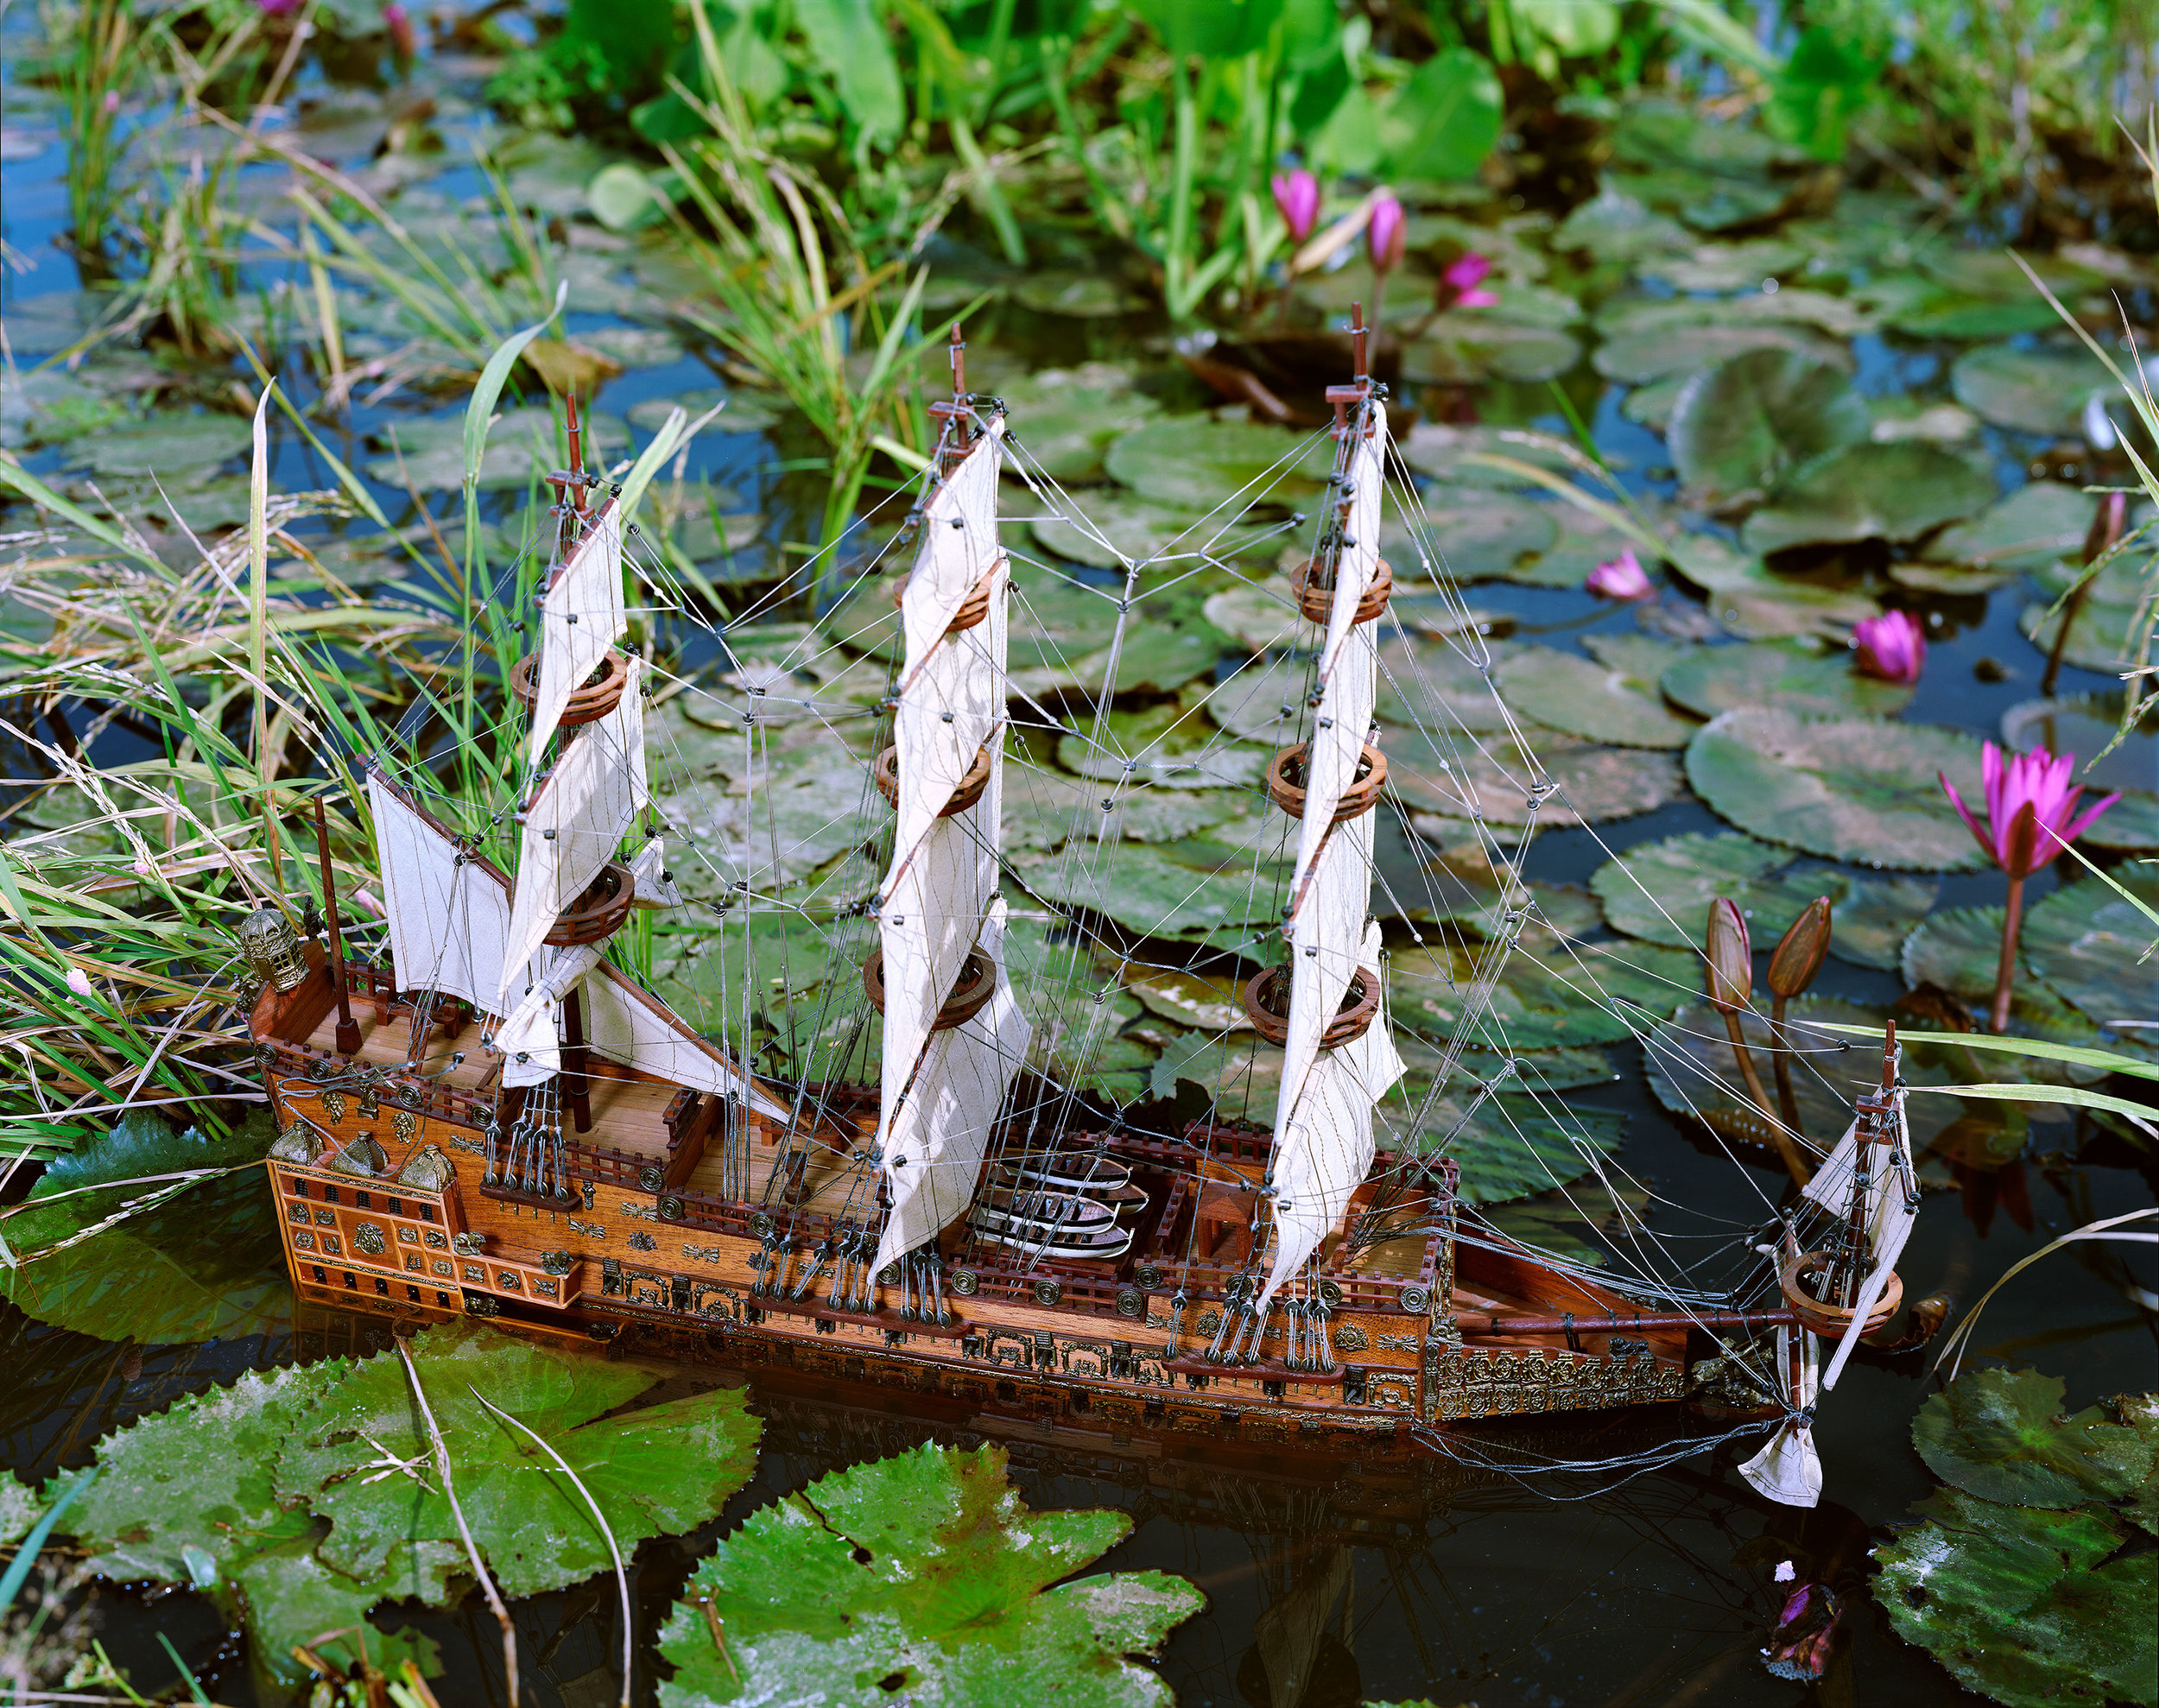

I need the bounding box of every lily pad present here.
[1950,342,2117,437]
[1012,270,1146,318]
[1922,482,2092,576]
[1739,442,1994,555]
[2000,692,2159,808]
[2022,870,2159,1031]
[1382,486,1559,582]
[1912,1367,2158,1510]
[655,1444,1204,1708]
[365,406,624,492]
[1504,512,1648,589]
[63,412,255,478]
[1660,639,1914,719]
[1012,839,1287,943]
[1005,769,1251,851]
[2017,592,2153,675]
[1103,418,1333,509]
[1593,288,1873,342]
[1648,995,1961,1153]
[1393,932,1701,1051]
[1401,314,1583,384]
[1592,830,1936,971]
[1667,350,1871,509]
[1373,636,1521,736]
[0,1110,283,1344]
[1396,421,1581,489]
[1000,370,1162,485]
[1496,637,1700,750]
[1395,731,1686,828]
[1592,320,1850,386]
[1641,237,1808,293]
[1900,905,2098,1038]
[1124,966,1252,1032]
[1550,187,1692,265]
[1029,489,1274,571]
[1666,535,1881,642]
[1405,1089,1626,1205]
[1686,707,1988,870]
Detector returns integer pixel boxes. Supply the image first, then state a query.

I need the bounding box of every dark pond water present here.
[3,15,2156,1707]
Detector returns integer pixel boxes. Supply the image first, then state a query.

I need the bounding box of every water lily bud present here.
[1366,193,1406,273]
[1705,898,1752,1013]
[1271,169,1320,246]
[1766,897,1832,1000]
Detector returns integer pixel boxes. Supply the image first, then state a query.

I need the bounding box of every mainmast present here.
[866,327,1030,1283]
[1232,308,1405,1357]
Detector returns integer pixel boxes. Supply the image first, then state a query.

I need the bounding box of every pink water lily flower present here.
[1940,740,2119,1030]
[1585,547,1653,600]
[1271,168,1320,246]
[1439,250,1499,309]
[1853,609,1925,684]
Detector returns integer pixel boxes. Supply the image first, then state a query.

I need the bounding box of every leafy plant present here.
[655,1442,1206,1705]
[59,1321,763,1700]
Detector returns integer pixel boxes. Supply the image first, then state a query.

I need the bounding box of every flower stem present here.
[1991,872,2025,1033]
[1722,1009,1810,1187]
[1770,993,1805,1145]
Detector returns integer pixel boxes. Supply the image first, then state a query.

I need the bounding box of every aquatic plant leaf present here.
[655,1443,1205,1708]
[1646,995,1962,1152]
[1372,636,1519,736]
[1739,442,1994,555]
[364,406,623,492]
[1659,639,1913,720]
[63,1358,445,1697]
[1550,187,1692,265]
[1899,905,2099,1039]
[1010,272,1145,318]
[0,1474,41,1547]
[1380,486,1557,582]
[1012,840,1286,944]
[1665,535,1880,642]
[796,0,905,148]
[1502,512,1646,589]
[1667,349,1871,508]
[1124,966,1251,1032]
[1400,315,1581,385]
[1104,419,1333,510]
[1592,320,1848,386]
[1922,482,2092,574]
[1594,288,1872,343]
[1496,640,1699,749]
[61,413,254,478]
[1875,1484,2156,1708]
[1400,1086,1626,1205]
[275,1320,761,1598]
[1910,1367,2158,1509]
[1685,707,1988,870]
[1391,933,1700,1051]
[1591,830,1935,971]
[998,373,1161,485]
[1395,733,1685,828]
[1054,692,1264,785]
[1950,342,2115,436]
[2020,870,2159,1032]
[1005,769,1251,852]
[2017,592,2152,675]
[0,1112,284,1344]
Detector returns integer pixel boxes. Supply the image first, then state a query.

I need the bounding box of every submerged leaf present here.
[654,1444,1205,1708]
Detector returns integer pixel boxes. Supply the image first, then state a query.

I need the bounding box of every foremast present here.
[1228,311,1406,1363]
[867,329,1030,1284]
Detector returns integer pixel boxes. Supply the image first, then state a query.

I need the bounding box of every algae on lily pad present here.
[1950,341,2116,436]
[1877,1370,2159,1708]
[1686,707,1988,870]
[1739,441,1994,556]
[655,1443,1206,1708]
[1660,639,1914,719]
[1496,636,1699,750]
[1104,417,1333,509]
[1591,830,1936,971]
[1666,349,1871,509]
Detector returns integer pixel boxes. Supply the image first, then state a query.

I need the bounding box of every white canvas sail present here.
[499,656,646,1011]
[493,941,605,1085]
[580,963,787,1117]
[528,503,626,767]
[626,833,682,909]
[1258,922,1403,1311]
[1739,1326,1823,1508]
[872,900,1030,1275]
[876,422,1010,1160]
[367,769,515,1012]
[1265,399,1389,1306]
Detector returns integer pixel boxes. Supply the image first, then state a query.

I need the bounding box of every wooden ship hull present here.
[250,959,1792,1450]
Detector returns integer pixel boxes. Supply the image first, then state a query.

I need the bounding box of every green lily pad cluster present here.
[656,1443,1205,1707]
[1875,1368,2157,1708]
[55,1322,763,1699]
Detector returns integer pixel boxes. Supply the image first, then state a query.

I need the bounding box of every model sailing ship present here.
[244,318,1915,1500]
